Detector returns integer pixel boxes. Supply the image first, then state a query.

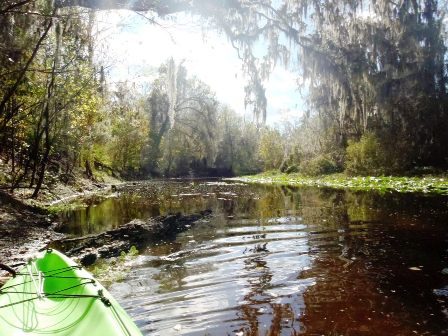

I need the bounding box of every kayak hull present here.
[0,249,143,336]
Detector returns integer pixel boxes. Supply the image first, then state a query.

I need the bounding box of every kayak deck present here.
[0,249,143,335]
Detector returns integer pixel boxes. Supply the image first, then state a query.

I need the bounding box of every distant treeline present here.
[1,1,448,197]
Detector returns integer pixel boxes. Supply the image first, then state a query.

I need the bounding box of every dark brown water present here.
[60,180,448,335]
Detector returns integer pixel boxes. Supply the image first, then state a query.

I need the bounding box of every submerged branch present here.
[51,210,212,266]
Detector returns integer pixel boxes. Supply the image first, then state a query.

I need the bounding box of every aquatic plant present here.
[230,173,448,195]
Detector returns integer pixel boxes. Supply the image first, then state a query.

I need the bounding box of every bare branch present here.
[0,18,53,117]
[0,0,33,15]
[54,0,192,14]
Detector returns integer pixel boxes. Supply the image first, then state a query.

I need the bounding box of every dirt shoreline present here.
[0,177,121,277]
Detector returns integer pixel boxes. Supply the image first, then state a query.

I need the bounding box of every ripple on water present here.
[74,181,448,335]
[112,215,314,335]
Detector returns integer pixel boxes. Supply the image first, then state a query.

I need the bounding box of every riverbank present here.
[229,172,448,195]
[0,169,122,270]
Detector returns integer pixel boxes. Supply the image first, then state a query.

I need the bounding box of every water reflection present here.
[60,181,448,335]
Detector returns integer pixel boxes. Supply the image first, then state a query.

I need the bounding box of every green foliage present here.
[232,173,448,195]
[47,202,87,215]
[120,245,139,259]
[0,4,111,195]
[284,165,299,174]
[90,246,140,287]
[345,133,386,176]
[2,0,448,190]
[230,121,262,175]
[145,61,220,177]
[108,85,149,176]
[146,62,262,177]
[258,127,284,171]
[206,0,448,172]
[300,155,339,176]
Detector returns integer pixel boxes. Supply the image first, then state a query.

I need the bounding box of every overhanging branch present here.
[54,0,192,14]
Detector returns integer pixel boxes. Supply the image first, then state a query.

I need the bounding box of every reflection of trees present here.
[298,190,448,335]
[293,189,386,335]
[237,244,271,335]
[236,241,300,335]
[239,253,270,335]
[229,186,448,335]
[145,244,189,293]
[219,185,308,334]
[153,263,189,293]
[61,181,448,334]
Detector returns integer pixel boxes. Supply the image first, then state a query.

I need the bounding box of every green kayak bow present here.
[0,249,143,336]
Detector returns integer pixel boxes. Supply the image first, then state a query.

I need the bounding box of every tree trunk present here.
[32,97,53,198]
[10,114,15,176]
[31,129,50,198]
[85,159,95,181]
[29,152,39,188]
[0,19,53,118]
[32,18,59,198]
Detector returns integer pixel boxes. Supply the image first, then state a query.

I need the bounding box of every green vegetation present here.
[345,133,387,176]
[300,155,340,177]
[89,246,139,287]
[46,202,88,215]
[46,192,114,214]
[0,0,263,196]
[231,173,448,195]
[1,0,448,197]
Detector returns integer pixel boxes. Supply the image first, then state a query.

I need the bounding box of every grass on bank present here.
[229,171,448,195]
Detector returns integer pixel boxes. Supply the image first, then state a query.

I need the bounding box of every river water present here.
[59,180,448,335]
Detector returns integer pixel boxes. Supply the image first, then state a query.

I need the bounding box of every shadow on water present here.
[59,181,448,335]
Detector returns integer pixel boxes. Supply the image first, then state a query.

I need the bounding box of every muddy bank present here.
[0,179,214,282]
[0,190,63,268]
[0,176,120,273]
[52,210,212,266]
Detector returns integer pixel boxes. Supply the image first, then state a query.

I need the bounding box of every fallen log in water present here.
[51,210,212,266]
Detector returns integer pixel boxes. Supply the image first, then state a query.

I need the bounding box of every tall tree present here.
[145,59,219,176]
